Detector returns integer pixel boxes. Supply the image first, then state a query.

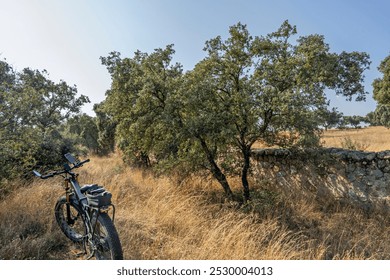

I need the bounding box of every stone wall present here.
[251,148,390,209]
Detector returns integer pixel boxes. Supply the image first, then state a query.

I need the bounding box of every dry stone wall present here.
[251,148,390,209]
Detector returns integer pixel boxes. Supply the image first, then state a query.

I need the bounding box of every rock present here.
[370,169,384,179]
[378,160,387,169]
[349,151,364,161]
[384,166,390,173]
[347,173,357,182]
[251,147,390,208]
[377,151,390,159]
[365,153,376,161]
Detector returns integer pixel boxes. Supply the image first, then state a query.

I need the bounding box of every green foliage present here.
[101,21,370,200]
[365,111,379,126]
[93,102,116,155]
[100,45,183,166]
[342,115,366,129]
[319,108,344,130]
[373,55,390,105]
[0,59,89,183]
[374,105,390,127]
[341,137,370,151]
[373,55,390,127]
[241,188,280,214]
[61,114,99,154]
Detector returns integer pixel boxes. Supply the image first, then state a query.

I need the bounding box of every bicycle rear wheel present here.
[55,195,123,259]
[91,212,123,260]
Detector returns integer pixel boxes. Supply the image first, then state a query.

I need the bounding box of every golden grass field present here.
[1,126,390,260]
[322,126,390,152]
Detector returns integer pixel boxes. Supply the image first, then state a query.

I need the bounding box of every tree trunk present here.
[198,137,234,199]
[241,146,251,202]
[212,164,234,200]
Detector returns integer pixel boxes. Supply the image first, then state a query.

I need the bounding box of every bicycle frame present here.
[63,170,115,259]
[33,154,121,259]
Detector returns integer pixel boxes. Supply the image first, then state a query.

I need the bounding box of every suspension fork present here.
[64,178,75,225]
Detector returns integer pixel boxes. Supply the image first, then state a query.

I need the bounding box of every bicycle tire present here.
[55,195,123,260]
[91,212,123,260]
[55,195,86,243]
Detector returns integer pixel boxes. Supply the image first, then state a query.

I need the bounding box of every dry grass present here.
[0,180,73,259]
[2,127,390,259]
[322,126,390,152]
[253,126,390,152]
[75,156,323,260]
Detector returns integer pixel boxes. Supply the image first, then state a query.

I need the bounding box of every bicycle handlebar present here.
[41,173,56,179]
[33,157,90,179]
[77,158,90,167]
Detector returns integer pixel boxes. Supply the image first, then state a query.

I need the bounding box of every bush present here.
[341,137,370,151]
[0,59,89,184]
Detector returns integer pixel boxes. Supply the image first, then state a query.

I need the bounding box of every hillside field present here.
[1,126,390,260]
[322,126,390,152]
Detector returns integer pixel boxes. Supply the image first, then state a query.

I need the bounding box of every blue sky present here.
[1,0,389,116]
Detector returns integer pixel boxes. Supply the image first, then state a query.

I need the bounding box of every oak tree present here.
[0,59,89,182]
[373,55,390,126]
[101,21,370,201]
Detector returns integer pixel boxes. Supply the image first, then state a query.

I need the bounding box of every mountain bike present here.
[33,153,123,260]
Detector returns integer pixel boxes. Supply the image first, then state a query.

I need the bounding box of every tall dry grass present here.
[0,179,73,259]
[75,156,324,259]
[2,127,390,259]
[322,126,390,152]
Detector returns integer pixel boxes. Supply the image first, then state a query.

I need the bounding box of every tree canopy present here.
[0,59,89,184]
[101,21,370,200]
[373,54,390,126]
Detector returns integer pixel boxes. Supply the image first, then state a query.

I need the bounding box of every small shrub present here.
[341,137,370,151]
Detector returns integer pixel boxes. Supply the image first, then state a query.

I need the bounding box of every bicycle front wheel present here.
[91,212,123,260]
[55,195,86,243]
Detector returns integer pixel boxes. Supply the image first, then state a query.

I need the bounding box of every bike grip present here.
[41,173,54,179]
[78,158,90,165]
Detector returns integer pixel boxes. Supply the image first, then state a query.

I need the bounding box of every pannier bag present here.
[81,184,112,208]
